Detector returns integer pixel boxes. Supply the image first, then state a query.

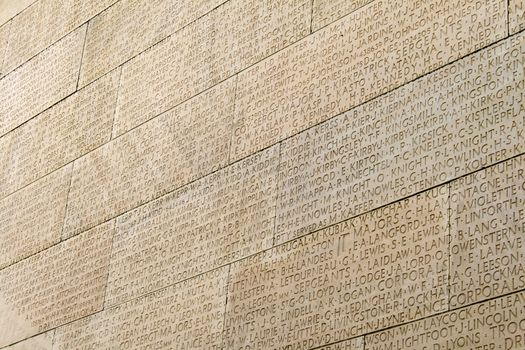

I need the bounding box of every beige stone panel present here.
[0,165,71,269]
[448,34,525,178]
[450,156,525,308]
[511,0,525,34]
[2,0,116,74]
[4,332,53,350]
[115,0,310,135]
[231,0,508,161]
[0,221,113,347]
[366,292,525,350]
[0,0,36,26]
[0,69,120,199]
[0,25,85,137]
[54,267,227,350]
[275,32,525,244]
[223,186,449,349]
[0,21,10,77]
[107,145,279,306]
[312,0,373,30]
[63,78,236,238]
[79,0,227,87]
[317,338,364,350]
[113,64,234,136]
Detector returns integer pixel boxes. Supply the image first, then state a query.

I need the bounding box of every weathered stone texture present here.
[79,0,227,87]
[0,0,36,26]
[450,155,525,308]
[0,21,10,76]
[317,338,364,350]
[53,268,228,350]
[0,166,71,269]
[0,221,113,347]
[0,68,120,198]
[0,1,523,349]
[231,0,508,161]
[312,0,373,30]
[511,0,525,34]
[223,185,449,349]
[63,78,236,237]
[0,26,85,137]
[366,292,525,350]
[114,0,311,135]
[275,32,525,244]
[2,0,115,74]
[105,145,279,306]
[3,332,53,350]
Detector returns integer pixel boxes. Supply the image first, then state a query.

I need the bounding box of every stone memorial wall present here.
[0,0,523,349]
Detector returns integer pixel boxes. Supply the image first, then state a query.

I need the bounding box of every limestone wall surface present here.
[0,0,524,349]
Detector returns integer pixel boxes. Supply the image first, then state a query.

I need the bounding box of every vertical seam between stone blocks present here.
[59,162,75,241]
[50,329,56,350]
[0,0,122,81]
[101,219,118,310]
[309,0,315,33]
[508,0,511,35]
[75,23,89,91]
[447,182,452,312]
[110,66,124,140]
[272,142,283,247]
[227,74,239,165]
[221,264,232,349]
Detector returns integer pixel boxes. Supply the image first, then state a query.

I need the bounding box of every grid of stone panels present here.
[0,0,524,349]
